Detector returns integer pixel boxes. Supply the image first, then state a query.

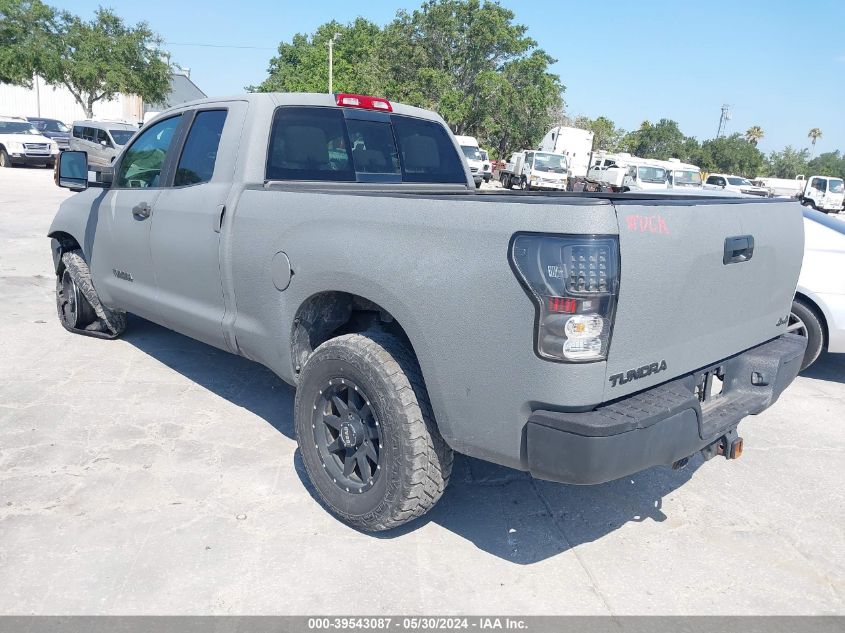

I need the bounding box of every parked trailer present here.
[753,175,805,198]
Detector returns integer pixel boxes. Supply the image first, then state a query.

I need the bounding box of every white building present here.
[0,69,205,125]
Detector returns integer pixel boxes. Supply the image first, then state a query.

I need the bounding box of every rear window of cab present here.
[266,106,466,184]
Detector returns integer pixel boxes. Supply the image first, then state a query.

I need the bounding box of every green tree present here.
[765,146,809,178]
[620,119,689,160]
[808,127,822,157]
[0,2,171,118]
[379,0,562,148]
[45,8,171,118]
[699,133,764,176]
[481,49,562,157]
[0,0,55,85]
[807,151,845,179]
[249,18,382,94]
[253,1,564,159]
[745,125,764,146]
[573,115,625,151]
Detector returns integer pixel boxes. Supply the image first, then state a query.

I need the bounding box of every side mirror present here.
[100,140,108,147]
[55,151,88,191]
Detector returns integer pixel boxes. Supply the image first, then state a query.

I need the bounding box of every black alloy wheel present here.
[57,268,96,330]
[311,378,383,494]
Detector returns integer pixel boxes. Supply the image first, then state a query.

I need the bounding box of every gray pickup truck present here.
[49,92,807,531]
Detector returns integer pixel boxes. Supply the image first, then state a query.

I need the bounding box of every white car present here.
[704,173,771,197]
[0,116,59,168]
[791,208,845,369]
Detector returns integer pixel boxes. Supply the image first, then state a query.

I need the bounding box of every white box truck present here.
[538,126,594,178]
[454,134,484,188]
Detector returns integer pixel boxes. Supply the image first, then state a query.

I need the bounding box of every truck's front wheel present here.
[56,250,126,338]
[294,333,453,531]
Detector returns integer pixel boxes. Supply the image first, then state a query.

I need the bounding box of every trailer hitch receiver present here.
[701,427,743,461]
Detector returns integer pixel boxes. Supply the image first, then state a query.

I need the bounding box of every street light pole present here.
[328,32,340,94]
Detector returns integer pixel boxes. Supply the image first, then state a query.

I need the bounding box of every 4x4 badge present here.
[776,315,789,327]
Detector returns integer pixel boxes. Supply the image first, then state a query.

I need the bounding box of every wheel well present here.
[795,291,829,348]
[291,291,415,379]
[49,231,81,273]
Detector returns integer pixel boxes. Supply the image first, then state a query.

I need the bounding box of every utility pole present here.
[716,104,731,138]
[328,32,341,94]
[34,73,41,117]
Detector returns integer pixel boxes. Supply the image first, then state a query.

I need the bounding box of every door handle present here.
[132,202,151,219]
[723,235,754,264]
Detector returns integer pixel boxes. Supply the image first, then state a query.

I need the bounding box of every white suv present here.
[704,173,771,197]
[0,116,59,168]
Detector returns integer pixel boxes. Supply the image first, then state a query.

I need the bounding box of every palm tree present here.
[808,128,822,157]
[745,125,764,146]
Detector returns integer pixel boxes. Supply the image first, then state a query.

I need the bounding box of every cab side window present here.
[96,128,111,147]
[266,107,354,181]
[116,115,182,189]
[175,110,228,186]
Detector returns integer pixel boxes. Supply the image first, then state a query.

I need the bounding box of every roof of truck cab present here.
[153,92,444,123]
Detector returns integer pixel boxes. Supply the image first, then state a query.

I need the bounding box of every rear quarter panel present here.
[228,190,618,468]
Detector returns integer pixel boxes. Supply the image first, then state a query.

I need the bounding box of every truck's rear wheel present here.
[0,149,12,168]
[789,299,824,370]
[56,250,126,338]
[294,333,453,531]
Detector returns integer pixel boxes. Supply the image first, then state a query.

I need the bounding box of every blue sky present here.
[52,0,843,155]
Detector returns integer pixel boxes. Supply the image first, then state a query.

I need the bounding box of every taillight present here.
[335,93,393,112]
[509,234,619,362]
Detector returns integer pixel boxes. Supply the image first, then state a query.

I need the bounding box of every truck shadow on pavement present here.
[294,452,702,564]
[123,316,297,440]
[126,315,703,564]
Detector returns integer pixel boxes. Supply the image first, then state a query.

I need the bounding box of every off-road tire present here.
[0,148,12,168]
[790,299,824,371]
[294,332,453,531]
[57,249,127,337]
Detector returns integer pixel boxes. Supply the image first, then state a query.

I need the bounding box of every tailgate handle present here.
[723,235,754,264]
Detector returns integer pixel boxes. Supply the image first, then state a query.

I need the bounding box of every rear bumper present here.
[526,334,806,484]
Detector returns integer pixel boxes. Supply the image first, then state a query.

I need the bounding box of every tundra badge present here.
[112,269,134,282]
[609,360,667,388]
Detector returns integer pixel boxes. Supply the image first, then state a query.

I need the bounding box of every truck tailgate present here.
[603,199,804,401]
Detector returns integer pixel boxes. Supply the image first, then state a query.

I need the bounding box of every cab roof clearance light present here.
[336,93,393,112]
